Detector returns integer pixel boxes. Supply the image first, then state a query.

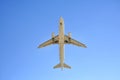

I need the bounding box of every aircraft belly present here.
[38,17,86,69]
[59,44,64,64]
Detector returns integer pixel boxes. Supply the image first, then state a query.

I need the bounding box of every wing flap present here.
[38,39,53,48]
[64,35,87,48]
[38,35,59,48]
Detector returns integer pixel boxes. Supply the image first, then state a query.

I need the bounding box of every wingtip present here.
[38,46,42,48]
[84,46,87,48]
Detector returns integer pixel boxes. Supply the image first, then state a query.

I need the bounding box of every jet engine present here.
[68,32,71,38]
[52,32,55,38]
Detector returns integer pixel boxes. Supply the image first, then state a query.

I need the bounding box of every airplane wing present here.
[64,35,87,48]
[38,35,59,48]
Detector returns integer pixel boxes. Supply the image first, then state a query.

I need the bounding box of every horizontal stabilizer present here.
[53,63,71,69]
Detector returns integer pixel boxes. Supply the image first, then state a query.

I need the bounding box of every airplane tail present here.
[53,63,71,69]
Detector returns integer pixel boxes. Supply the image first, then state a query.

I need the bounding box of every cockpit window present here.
[60,23,62,25]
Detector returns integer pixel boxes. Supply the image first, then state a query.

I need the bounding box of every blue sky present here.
[0,0,120,80]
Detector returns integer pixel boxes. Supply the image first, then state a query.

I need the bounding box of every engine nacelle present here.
[52,32,55,38]
[68,32,71,38]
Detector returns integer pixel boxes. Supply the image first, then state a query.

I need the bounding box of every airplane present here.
[38,17,87,70]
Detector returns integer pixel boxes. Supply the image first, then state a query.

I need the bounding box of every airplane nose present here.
[60,17,63,22]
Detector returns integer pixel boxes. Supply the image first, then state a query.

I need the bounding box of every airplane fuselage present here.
[59,17,65,69]
[38,17,87,70]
